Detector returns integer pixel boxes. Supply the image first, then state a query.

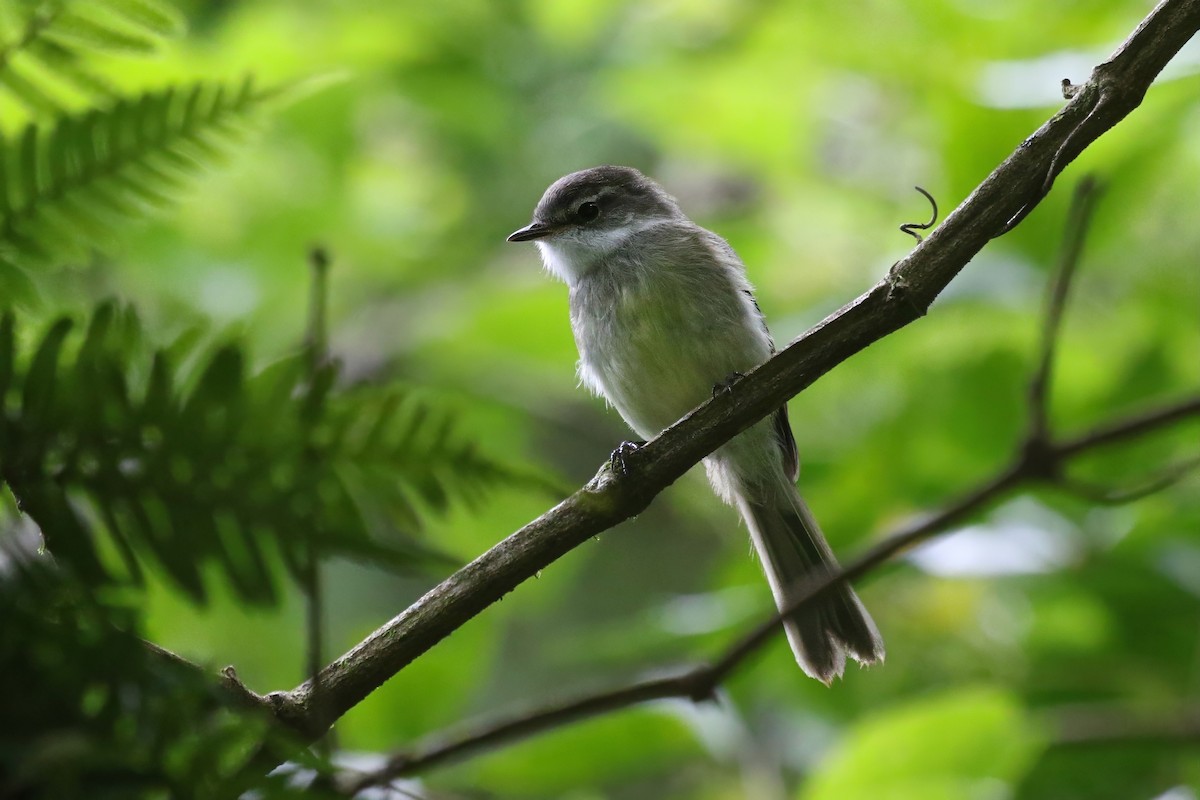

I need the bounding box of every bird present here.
[507,165,884,683]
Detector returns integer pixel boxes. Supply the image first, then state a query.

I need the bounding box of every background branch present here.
[304,245,333,758]
[1058,454,1200,504]
[1050,705,1200,747]
[257,0,1200,749]
[1025,177,1099,444]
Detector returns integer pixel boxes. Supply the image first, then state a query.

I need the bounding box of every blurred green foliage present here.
[1,0,1199,798]
[802,687,1044,800]
[0,301,516,604]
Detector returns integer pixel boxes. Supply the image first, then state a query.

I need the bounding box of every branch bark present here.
[263,0,1200,744]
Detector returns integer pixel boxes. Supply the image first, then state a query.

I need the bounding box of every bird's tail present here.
[736,486,884,684]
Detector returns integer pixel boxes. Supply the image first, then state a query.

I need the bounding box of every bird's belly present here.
[575,290,764,439]
[591,339,714,435]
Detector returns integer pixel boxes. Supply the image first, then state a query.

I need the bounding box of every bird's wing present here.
[698,228,800,481]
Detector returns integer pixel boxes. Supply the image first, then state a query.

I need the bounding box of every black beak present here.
[507,221,556,242]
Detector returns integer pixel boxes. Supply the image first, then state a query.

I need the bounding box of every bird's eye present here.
[575,201,600,222]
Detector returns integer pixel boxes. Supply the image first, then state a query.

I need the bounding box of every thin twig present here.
[1050,704,1200,747]
[1057,396,1200,457]
[303,554,327,752]
[899,186,939,244]
[219,666,274,711]
[142,639,270,712]
[1058,454,1200,504]
[306,245,331,375]
[997,81,1107,236]
[1026,178,1101,444]
[304,245,333,755]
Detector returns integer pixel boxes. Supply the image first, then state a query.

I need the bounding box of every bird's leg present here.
[609,440,646,475]
[712,371,745,397]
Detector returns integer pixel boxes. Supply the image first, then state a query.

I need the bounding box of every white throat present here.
[536,218,667,285]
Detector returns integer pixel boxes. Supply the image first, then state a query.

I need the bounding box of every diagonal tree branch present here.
[259,0,1200,746]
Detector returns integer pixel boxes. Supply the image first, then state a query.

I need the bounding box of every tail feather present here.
[737,489,884,684]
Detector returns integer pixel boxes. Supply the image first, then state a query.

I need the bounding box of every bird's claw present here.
[712,371,745,397]
[609,440,645,475]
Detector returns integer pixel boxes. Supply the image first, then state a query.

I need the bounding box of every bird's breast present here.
[570,271,766,439]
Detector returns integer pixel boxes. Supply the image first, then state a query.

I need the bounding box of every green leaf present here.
[25,38,118,100]
[0,67,64,116]
[74,298,114,370]
[134,493,207,603]
[1,302,521,606]
[103,0,186,37]
[46,9,160,54]
[803,687,1047,800]
[18,482,108,584]
[0,77,324,272]
[16,122,40,211]
[184,344,244,412]
[255,71,349,109]
[210,510,276,605]
[0,257,38,306]
[0,133,10,217]
[141,350,173,422]
[21,316,72,431]
[0,312,13,403]
[93,499,145,585]
[0,0,184,116]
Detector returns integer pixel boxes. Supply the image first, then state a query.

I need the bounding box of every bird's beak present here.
[507,221,556,242]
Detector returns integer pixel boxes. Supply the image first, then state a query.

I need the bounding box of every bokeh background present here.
[4,0,1200,798]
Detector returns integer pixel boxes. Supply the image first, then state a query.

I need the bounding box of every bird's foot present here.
[712,371,745,397]
[609,440,645,475]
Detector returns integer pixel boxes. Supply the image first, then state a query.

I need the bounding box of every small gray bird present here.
[508,165,884,683]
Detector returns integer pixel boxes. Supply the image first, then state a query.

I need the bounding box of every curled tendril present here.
[900,186,939,244]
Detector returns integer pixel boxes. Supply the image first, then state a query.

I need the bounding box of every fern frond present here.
[0,0,184,116]
[0,303,524,605]
[322,386,540,539]
[0,76,269,268]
